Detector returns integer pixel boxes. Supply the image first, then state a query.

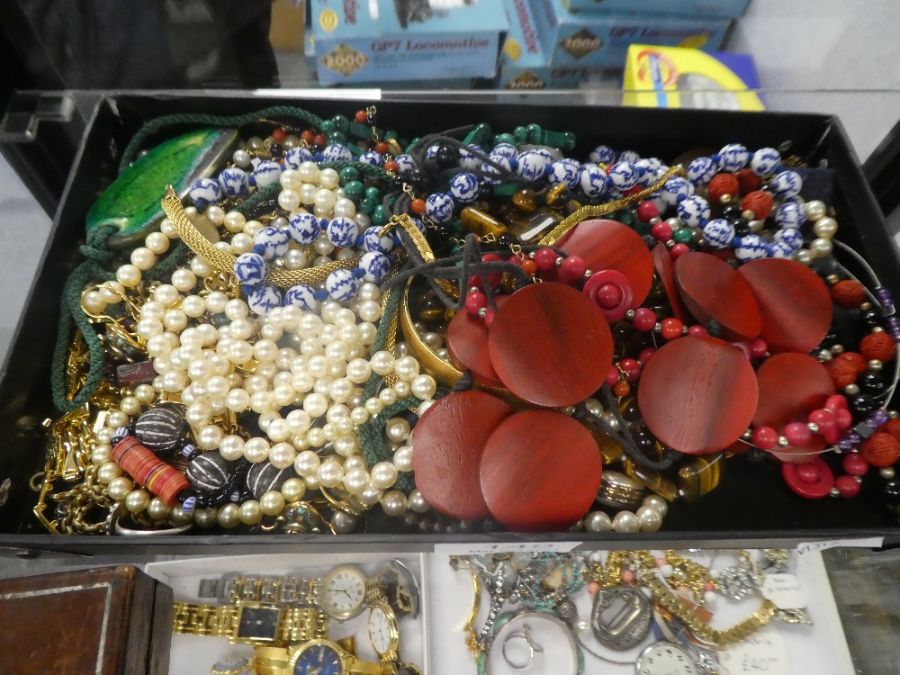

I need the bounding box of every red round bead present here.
[740,190,774,219]
[834,475,861,498]
[480,253,503,290]
[375,142,389,155]
[596,283,623,309]
[559,255,587,283]
[354,110,368,123]
[606,365,621,387]
[882,418,900,444]
[861,432,900,468]
[808,408,838,443]
[748,338,768,359]
[842,453,869,476]
[619,358,641,382]
[860,331,897,363]
[660,318,684,341]
[736,167,763,194]
[835,408,853,430]
[300,129,315,144]
[708,172,740,203]
[465,290,487,316]
[636,201,660,223]
[796,461,821,484]
[752,426,778,450]
[410,198,427,215]
[272,127,286,144]
[825,394,848,412]
[670,243,690,259]
[633,308,657,332]
[688,324,708,337]
[522,259,538,276]
[784,422,812,447]
[650,221,674,242]
[831,279,867,309]
[313,133,327,147]
[613,380,631,397]
[534,248,558,271]
[638,347,656,364]
[483,308,496,327]
[384,160,398,173]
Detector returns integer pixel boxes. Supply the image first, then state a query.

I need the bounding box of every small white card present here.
[719,633,792,675]
[433,540,581,556]
[761,573,807,610]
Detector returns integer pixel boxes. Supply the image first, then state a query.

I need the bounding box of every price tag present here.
[719,633,791,675]
[761,573,806,610]
[795,537,883,556]
[434,541,581,556]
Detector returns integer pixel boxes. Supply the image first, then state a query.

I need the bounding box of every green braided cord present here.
[358,395,419,480]
[236,184,280,216]
[118,106,328,173]
[319,161,395,185]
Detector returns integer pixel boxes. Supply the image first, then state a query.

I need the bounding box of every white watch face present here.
[637,643,700,675]
[368,606,394,655]
[321,565,367,619]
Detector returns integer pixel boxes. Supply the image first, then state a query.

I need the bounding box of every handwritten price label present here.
[719,633,791,675]
[434,541,581,556]
[761,573,806,610]
[795,537,883,556]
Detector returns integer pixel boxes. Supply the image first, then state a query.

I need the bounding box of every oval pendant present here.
[591,585,652,651]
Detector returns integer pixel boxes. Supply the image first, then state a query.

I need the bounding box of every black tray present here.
[1,93,897,554]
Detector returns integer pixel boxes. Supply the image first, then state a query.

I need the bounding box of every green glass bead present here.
[359,197,377,215]
[372,205,388,226]
[526,123,543,143]
[365,186,383,202]
[406,137,422,153]
[331,115,349,133]
[632,217,650,235]
[384,130,398,141]
[321,120,335,133]
[327,130,346,144]
[495,132,516,146]
[493,183,518,197]
[348,121,371,140]
[562,131,577,151]
[464,123,492,146]
[449,219,464,236]
[513,126,528,143]
[343,180,365,201]
[674,227,694,244]
[339,167,360,184]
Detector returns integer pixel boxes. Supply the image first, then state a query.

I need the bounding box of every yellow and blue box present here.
[622,44,764,110]
[311,0,509,85]
[528,0,732,68]
[563,0,749,19]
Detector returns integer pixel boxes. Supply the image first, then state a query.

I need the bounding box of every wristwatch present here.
[366,596,401,667]
[289,638,389,675]
[171,600,328,647]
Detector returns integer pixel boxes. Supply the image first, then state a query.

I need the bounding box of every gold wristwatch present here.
[289,638,390,675]
[171,600,328,647]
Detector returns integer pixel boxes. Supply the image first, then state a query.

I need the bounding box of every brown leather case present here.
[0,565,172,675]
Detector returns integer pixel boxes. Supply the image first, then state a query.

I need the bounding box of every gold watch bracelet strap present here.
[172,601,238,637]
[228,575,320,604]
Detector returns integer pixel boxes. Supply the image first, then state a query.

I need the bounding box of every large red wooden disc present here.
[753,353,835,428]
[738,258,833,354]
[446,297,507,387]
[638,335,759,454]
[412,390,513,521]
[488,283,613,407]
[652,242,688,321]
[675,252,762,340]
[558,219,654,306]
[479,410,601,531]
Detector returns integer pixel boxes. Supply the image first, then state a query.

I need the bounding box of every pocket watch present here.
[367,600,400,663]
[636,642,701,675]
[318,564,369,620]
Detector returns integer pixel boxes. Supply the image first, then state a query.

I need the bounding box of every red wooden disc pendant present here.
[738,258,833,354]
[446,297,507,387]
[753,352,835,428]
[479,409,602,531]
[675,252,762,340]
[411,390,513,521]
[638,335,759,454]
[558,219,655,306]
[488,282,613,407]
[651,242,688,321]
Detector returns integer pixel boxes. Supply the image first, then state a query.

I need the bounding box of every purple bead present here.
[876,287,896,316]
[868,409,890,427]
[888,316,900,339]
[838,436,857,451]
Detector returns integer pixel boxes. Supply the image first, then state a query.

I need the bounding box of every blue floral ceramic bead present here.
[589,145,617,165]
[608,162,638,190]
[360,251,390,282]
[677,195,711,227]
[188,178,221,209]
[579,164,609,198]
[218,167,248,197]
[248,284,283,316]
[771,170,803,199]
[283,284,318,311]
[254,226,291,259]
[322,144,353,162]
[284,147,314,169]
[362,226,394,253]
[661,177,695,207]
[717,144,749,172]
[618,150,641,164]
[515,148,554,182]
[326,217,359,247]
[425,144,440,161]
[234,252,267,286]
[750,147,780,176]
[766,241,795,258]
[549,159,581,189]
[702,219,735,249]
[636,158,667,186]
[252,160,282,188]
[288,212,320,244]
[360,150,383,166]
[395,154,416,174]
[774,201,806,229]
[774,227,803,251]
[326,268,360,302]
[490,143,518,161]
[687,156,716,184]
[449,172,480,203]
[426,193,455,223]
[480,156,513,185]
[734,234,768,262]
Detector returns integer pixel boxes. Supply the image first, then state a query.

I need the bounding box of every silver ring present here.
[488,612,577,675]
[502,623,544,669]
[112,506,194,536]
